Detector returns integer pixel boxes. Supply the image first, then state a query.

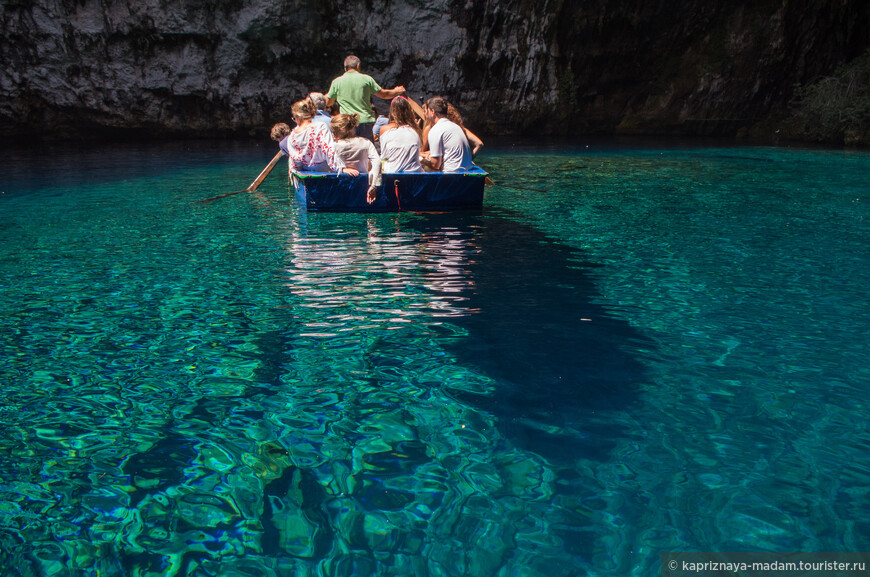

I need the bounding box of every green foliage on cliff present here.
[787,49,870,146]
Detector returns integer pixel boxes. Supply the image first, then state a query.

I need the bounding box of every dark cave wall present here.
[454,0,869,136]
[1,0,868,141]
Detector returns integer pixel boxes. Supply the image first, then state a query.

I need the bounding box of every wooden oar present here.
[405,96,427,121]
[198,151,284,202]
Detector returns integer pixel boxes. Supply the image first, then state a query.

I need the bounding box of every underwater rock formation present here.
[1,0,867,142]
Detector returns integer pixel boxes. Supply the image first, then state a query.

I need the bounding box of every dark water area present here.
[1,140,869,576]
[399,212,649,464]
[0,139,268,194]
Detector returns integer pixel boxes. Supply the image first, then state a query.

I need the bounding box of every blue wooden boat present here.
[291,165,488,212]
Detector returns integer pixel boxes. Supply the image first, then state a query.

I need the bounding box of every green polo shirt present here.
[326,70,381,123]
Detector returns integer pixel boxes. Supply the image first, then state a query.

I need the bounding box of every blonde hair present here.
[270,122,291,141]
[330,113,359,140]
[291,99,315,121]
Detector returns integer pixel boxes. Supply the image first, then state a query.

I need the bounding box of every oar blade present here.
[197,188,251,203]
[196,150,284,203]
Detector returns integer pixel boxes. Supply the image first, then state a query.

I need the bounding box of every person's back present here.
[285,122,336,172]
[331,113,382,203]
[326,55,405,141]
[372,114,390,138]
[379,96,424,173]
[380,126,422,173]
[272,100,337,173]
[421,97,473,173]
[335,137,375,172]
[427,119,473,172]
[327,71,379,123]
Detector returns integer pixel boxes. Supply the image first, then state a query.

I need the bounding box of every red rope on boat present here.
[394,179,401,211]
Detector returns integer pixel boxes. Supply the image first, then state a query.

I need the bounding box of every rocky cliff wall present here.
[1,0,868,141]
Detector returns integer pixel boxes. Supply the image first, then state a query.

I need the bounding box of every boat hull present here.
[291,166,488,212]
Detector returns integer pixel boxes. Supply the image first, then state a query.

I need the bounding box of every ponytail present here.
[292,99,315,121]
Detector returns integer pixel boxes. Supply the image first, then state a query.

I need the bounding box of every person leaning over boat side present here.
[325,55,406,141]
[420,96,473,173]
[308,92,332,130]
[271,99,338,173]
[379,96,424,173]
[331,113,383,204]
[270,122,293,166]
[446,102,484,157]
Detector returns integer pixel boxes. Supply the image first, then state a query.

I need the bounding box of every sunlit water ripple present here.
[1,140,868,576]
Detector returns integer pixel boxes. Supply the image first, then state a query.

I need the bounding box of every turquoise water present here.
[1,140,869,576]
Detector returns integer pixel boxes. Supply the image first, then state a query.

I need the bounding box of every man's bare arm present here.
[375,86,406,99]
[422,154,443,171]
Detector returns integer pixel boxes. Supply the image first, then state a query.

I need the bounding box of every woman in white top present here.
[379,97,424,173]
[271,99,337,173]
[331,113,382,204]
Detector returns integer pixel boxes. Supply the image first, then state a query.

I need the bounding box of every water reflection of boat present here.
[291,166,488,212]
[281,216,479,332]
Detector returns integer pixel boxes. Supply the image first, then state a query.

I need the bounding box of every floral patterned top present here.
[279,121,337,172]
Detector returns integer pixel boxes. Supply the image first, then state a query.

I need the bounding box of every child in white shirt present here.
[330,114,382,204]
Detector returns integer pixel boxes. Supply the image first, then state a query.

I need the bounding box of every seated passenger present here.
[421,101,483,158]
[331,113,383,204]
[379,97,424,173]
[308,92,332,129]
[446,102,484,157]
[420,96,473,173]
[371,99,390,141]
[271,99,337,173]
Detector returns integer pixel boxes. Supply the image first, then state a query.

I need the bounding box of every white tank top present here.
[380,126,423,173]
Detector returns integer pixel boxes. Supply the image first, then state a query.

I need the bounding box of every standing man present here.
[326,55,406,141]
[420,96,473,172]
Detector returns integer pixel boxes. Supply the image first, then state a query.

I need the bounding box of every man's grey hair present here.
[309,92,327,110]
[344,55,361,70]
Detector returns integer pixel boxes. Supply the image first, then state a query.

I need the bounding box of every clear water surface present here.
[1,139,868,576]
